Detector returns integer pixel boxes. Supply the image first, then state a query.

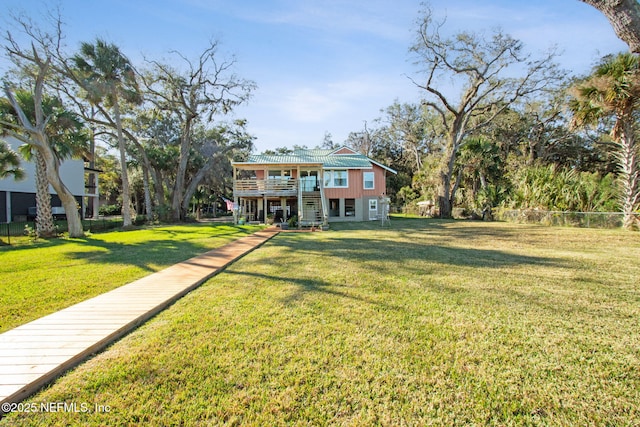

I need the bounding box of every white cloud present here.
[223,0,415,42]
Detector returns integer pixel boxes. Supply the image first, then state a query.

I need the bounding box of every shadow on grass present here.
[235,225,569,314]
[225,269,402,311]
[269,232,561,272]
[65,226,259,272]
[1,224,261,273]
[330,216,544,241]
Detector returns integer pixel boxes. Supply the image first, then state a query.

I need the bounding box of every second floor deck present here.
[234,178,322,197]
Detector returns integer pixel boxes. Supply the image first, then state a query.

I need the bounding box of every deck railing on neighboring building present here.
[234,178,298,196]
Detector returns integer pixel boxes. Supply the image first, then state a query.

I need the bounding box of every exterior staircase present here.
[300,193,324,226]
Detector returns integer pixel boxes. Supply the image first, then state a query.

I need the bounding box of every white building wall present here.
[0,136,85,196]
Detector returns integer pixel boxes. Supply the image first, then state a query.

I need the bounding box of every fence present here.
[494,209,636,229]
[0,218,125,245]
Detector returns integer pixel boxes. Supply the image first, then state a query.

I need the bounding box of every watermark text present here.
[2,401,111,414]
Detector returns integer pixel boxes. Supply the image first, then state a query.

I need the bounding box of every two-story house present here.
[232,147,396,226]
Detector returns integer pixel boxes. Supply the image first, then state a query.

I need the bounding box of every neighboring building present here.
[0,137,96,223]
[232,147,396,226]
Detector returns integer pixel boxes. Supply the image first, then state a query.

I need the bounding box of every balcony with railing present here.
[234,178,298,197]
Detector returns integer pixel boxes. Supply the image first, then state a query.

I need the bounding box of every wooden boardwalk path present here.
[0,228,278,409]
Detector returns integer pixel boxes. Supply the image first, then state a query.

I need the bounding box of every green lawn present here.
[2,219,639,426]
[0,223,263,333]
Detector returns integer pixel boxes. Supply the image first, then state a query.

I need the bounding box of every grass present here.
[2,218,640,425]
[0,222,263,333]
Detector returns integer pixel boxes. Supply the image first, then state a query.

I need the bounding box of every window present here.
[268,170,281,179]
[324,170,348,188]
[334,170,347,187]
[345,199,355,216]
[363,172,374,190]
[268,170,291,179]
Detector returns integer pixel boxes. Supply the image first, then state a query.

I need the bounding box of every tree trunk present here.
[580,0,640,54]
[149,168,164,207]
[34,151,56,238]
[134,149,154,222]
[439,171,453,218]
[142,164,153,221]
[37,135,84,238]
[2,86,83,237]
[438,136,461,218]
[112,96,132,228]
[617,119,640,229]
[171,118,194,221]
[180,160,217,215]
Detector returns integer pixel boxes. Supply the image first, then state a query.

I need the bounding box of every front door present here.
[369,199,378,220]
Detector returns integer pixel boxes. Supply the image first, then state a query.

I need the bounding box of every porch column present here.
[6,191,11,223]
[280,196,287,222]
[263,195,267,224]
[92,172,99,219]
[234,196,239,225]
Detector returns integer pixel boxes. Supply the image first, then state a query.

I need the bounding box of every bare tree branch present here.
[409,6,563,217]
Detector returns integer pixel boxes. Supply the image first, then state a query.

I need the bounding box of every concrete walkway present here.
[0,228,278,408]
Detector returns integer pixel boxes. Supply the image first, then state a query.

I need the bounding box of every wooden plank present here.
[0,364,61,376]
[0,355,73,366]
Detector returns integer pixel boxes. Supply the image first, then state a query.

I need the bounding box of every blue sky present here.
[2,0,628,152]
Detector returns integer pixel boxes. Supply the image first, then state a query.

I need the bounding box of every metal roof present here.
[233,147,397,174]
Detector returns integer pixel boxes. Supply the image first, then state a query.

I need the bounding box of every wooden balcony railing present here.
[234,178,298,196]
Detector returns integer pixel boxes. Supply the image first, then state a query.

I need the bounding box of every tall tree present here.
[410,7,562,217]
[126,108,182,219]
[382,102,437,171]
[321,131,336,149]
[141,41,255,221]
[569,52,640,229]
[180,120,254,216]
[1,90,87,236]
[579,0,640,54]
[2,18,85,238]
[345,121,375,157]
[71,39,141,227]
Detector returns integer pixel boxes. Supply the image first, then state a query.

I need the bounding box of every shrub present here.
[98,204,122,216]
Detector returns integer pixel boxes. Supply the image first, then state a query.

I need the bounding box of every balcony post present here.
[280,196,287,223]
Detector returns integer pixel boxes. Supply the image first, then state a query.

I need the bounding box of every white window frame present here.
[363,171,375,190]
[324,170,348,188]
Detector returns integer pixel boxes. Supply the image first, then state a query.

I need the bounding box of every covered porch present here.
[232,162,327,227]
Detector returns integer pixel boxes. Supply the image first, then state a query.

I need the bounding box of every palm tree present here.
[73,39,141,227]
[456,137,504,209]
[0,140,24,180]
[569,52,640,230]
[1,90,88,237]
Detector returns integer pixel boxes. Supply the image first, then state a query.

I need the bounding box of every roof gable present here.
[329,146,358,155]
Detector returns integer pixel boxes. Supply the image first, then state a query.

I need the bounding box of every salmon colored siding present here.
[323,165,386,199]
